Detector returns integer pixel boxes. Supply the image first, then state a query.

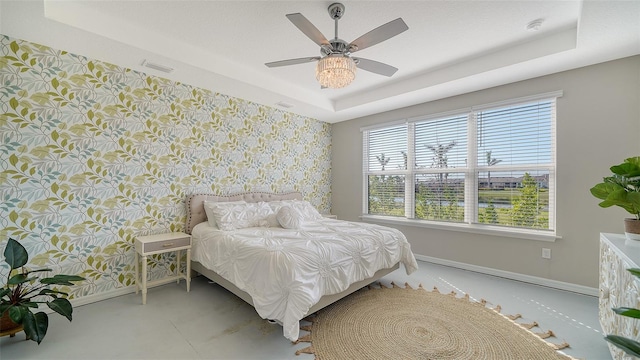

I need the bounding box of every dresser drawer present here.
[142,236,190,253]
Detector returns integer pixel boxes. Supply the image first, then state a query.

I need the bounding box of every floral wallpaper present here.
[0,35,331,299]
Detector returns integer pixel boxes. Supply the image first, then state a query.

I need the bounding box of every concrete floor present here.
[0,260,611,359]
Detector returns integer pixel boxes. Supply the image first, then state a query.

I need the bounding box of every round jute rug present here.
[295,283,573,360]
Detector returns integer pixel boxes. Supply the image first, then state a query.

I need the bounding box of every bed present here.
[185,191,418,341]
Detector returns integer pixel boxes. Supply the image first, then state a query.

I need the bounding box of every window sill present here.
[360,215,561,242]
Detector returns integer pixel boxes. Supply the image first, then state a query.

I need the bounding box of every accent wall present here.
[0,35,331,300]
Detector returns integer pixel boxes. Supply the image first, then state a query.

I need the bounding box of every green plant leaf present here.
[605,335,640,357]
[628,192,640,214]
[40,274,85,286]
[47,298,73,322]
[0,288,10,298]
[7,273,35,285]
[22,311,48,344]
[628,268,640,278]
[22,268,53,274]
[612,307,640,319]
[38,288,68,297]
[590,182,622,200]
[22,302,39,309]
[598,188,638,214]
[0,303,11,315]
[611,157,640,177]
[8,304,28,323]
[3,238,29,270]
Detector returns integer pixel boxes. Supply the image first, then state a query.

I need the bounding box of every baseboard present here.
[69,277,180,308]
[415,254,598,297]
[70,286,137,308]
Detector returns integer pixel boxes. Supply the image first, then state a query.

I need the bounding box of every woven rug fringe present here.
[508,313,522,320]
[552,341,571,350]
[535,330,555,339]
[294,333,312,344]
[520,321,539,330]
[300,324,313,332]
[432,286,440,293]
[295,345,315,356]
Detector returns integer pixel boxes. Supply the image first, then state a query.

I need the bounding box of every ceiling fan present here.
[265,3,409,89]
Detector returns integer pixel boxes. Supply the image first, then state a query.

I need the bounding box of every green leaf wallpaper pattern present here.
[0,35,331,299]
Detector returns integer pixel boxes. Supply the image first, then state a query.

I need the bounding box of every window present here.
[365,125,407,216]
[362,92,558,233]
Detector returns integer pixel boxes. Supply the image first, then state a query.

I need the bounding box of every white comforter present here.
[191,218,418,341]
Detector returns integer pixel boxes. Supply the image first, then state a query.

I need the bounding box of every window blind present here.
[413,114,468,222]
[362,93,558,233]
[366,125,408,172]
[415,114,468,171]
[477,100,554,168]
[475,99,555,230]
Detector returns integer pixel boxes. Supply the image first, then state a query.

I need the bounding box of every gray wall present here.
[332,56,640,288]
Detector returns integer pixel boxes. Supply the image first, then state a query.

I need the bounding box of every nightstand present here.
[135,232,191,305]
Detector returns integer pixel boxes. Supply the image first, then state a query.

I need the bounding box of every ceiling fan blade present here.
[353,57,398,77]
[349,18,408,52]
[286,13,331,47]
[265,57,320,68]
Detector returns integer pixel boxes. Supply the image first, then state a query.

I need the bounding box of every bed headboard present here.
[185,191,303,234]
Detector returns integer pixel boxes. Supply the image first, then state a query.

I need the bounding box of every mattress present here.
[191,218,418,341]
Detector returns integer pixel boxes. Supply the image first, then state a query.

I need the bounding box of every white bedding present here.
[191,218,418,341]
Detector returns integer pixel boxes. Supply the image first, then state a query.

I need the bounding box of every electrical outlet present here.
[542,248,551,259]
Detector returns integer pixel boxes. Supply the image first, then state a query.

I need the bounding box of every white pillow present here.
[289,200,323,221]
[203,200,245,228]
[276,206,304,229]
[269,200,322,221]
[210,202,275,231]
[267,200,290,214]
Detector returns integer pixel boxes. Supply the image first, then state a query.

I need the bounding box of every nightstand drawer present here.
[142,236,190,253]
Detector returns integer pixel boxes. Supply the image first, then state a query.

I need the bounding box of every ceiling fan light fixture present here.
[315,55,356,89]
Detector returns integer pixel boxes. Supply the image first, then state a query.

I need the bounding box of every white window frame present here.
[361,91,562,242]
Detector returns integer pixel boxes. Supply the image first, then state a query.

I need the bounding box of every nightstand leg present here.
[176,249,181,284]
[186,249,191,292]
[135,252,139,294]
[141,255,148,305]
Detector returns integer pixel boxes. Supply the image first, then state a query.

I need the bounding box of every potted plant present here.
[0,238,84,344]
[590,156,640,241]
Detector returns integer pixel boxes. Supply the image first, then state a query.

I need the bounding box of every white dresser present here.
[599,233,640,359]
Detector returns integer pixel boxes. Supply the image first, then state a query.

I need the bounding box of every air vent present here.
[275,101,294,109]
[141,60,174,73]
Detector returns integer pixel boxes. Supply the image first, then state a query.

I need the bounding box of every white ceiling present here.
[2,1,639,123]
